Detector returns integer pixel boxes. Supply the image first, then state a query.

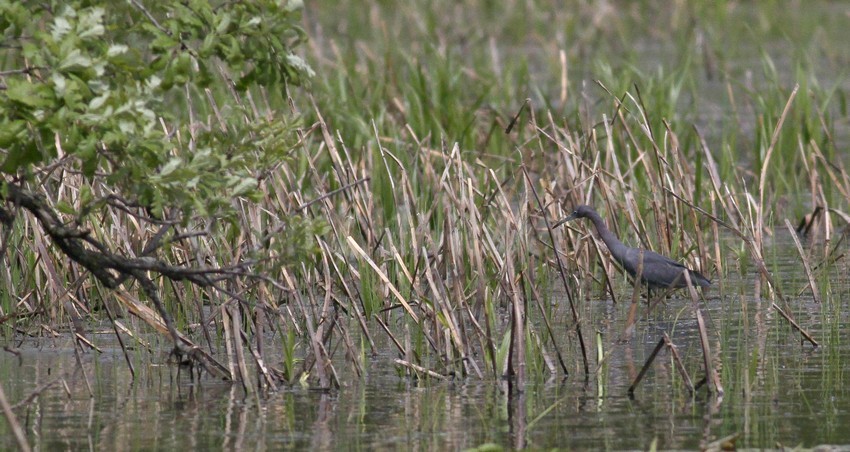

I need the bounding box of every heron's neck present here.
[587,211,627,255]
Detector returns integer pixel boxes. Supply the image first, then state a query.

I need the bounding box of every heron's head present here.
[553,205,594,228]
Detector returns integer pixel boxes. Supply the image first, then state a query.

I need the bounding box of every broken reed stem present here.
[771,302,820,346]
[393,359,445,380]
[627,336,665,396]
[784,219,822,304]
[627,331,699,396]
[662,333,695,394]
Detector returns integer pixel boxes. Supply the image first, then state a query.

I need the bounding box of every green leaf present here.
[231,177,258,196]
[77,8,105,39]
[55,201,77,216]
[159,158,183,177]
[4,79,53,109]
[59,49,93,71]
[79,185,93,207]
[0,139,41,174]
[88,92,109,110]
[51,16,73,40]
[215,12,232,33]
[0,120,27,148]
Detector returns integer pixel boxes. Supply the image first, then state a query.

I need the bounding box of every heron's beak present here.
[552,212,578,228]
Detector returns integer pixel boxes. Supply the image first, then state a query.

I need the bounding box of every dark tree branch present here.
[0,180,242,377]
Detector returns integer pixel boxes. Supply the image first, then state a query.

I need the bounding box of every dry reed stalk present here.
[627,336,665,396]
[318,243,365,376]
[253,302,266,382]
[0,382,30,452]
[229,304,253,393]
[333,313,363,378]
[769,301,819,346]
[710,193,724,293]
[466,180,500,379]
[522,166,589,375]
[322,242,376,354]
[625,202,652,258]
[529,324,556,374]
[799,142,827,243]
[242,329,278,391]
[445,198,483,378]
[373,315,405,357]
[756,84,799,251]
[694,126,738,226]
[784,219,821,304]
[112,320,151,350]
[662,333,695,394]
[505,240,526,386]
[744,243,819,346]
[802,228,848,297]
[346,237,420,324]
[99,292,136,379]
[544,112,576,180]
[222,303,236,381]
[690,206,710,273]
[309,250,339,381]
[393,359,445,380]
[423,247,468,376]
[664,121,689,192]
[635,86,674,256]
[112,290,231,378]
[282,267,330,389]
[519,272,556,374]
[810,139,850,205]
[684,272,723,396]
[398,177,424,295]
[524,273,569,374]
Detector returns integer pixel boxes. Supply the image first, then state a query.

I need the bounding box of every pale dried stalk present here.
[784,219,821,304]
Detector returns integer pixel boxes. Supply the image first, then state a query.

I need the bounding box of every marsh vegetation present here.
[2,1,850,449]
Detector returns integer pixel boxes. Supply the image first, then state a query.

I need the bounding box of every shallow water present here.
[2,235,849,450]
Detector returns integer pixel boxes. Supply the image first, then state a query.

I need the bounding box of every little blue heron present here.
[555,205,711,290]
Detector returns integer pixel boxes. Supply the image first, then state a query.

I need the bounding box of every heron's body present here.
[556,205,710,289]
